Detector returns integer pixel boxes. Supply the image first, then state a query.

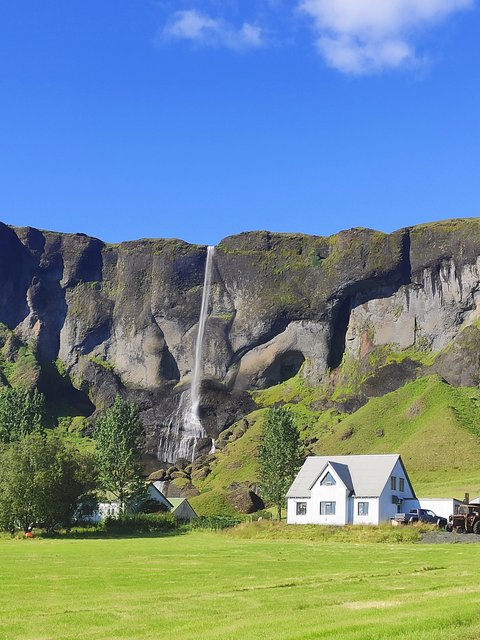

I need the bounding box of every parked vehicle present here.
[394,508,447,528]
[445,503,480,533]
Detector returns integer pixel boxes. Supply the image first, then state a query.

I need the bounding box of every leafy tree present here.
[0,387,45,444]
[0,431,97,533]
[94,397,144,513]
[258,407,303,521]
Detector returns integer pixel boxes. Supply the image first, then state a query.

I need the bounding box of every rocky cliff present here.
[1,218,480,467]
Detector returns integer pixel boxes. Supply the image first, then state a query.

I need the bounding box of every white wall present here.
[352,498,379,525]
[173,501,197,521]
[403,498,462,520]
[378,459,413,522]
[287,498,311,525]
[86,502,120,523]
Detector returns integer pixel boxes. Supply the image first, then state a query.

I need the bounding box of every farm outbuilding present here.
[147,482,197,521]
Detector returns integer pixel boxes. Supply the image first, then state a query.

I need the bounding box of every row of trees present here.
[0,390,143,533]
[0,387,304,530]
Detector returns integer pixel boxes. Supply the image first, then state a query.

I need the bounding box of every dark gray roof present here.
[286,454,403,498]
[329,462,353,492]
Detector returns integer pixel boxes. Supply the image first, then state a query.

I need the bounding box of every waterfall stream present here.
[190,245,215,424]
[158,246,215,463]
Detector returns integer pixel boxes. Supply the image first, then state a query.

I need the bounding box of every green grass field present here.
[1,528,479,640]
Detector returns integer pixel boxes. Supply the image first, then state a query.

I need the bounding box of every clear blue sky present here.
[1,1,479,245]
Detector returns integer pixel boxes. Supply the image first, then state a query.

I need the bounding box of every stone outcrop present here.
[2,218,480,462]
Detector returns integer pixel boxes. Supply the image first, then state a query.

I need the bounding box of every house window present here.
[399,478,405,492]
[320,472,336,486]
[320,502,336,515]
[390,476,397,490]
[296,502,307,516]
[358,502,369,516]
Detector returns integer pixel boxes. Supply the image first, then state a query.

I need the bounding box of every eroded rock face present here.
[2,219,480,462]
[346,258,480,358]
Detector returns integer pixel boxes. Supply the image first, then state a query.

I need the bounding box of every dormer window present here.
[320,472,336,486]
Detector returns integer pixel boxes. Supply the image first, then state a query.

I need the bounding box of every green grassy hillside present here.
[190,374,480,515]
[305,376,480,498]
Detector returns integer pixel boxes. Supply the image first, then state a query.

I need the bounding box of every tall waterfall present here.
[189,245,215,423]
[158,246,215,463]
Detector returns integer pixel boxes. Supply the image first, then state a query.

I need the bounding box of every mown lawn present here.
[0,530,479,640]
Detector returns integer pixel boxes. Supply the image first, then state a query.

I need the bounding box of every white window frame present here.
[320,501,336,515]
[320,472,336,486]
[296,501,307,516]
[357,501,369,516]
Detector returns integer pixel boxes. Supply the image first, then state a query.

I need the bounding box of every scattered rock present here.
[407,400,424,418]
[147,469,166,481]
[226,483,265,514]
[170,471,187,480]
[340,427,354,440]
[191,467,210,480]
[174,458,190,471]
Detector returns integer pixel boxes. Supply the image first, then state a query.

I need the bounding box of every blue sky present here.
[1,0,479,245]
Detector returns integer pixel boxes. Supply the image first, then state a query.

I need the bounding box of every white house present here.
[86,483,197,523]
[286,454,416,525]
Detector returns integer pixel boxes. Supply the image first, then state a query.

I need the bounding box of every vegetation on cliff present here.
[2,218,480,517]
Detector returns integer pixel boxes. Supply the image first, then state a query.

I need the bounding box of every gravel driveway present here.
[418,531,480,544]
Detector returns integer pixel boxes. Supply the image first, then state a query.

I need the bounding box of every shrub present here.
[189,516,243,531]
[102,513,177,534]
[136,498,169,514]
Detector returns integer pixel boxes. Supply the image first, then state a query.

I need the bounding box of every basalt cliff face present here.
[1,219,480,465]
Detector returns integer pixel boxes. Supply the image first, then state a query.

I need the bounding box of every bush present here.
[102,513,178,534]
[189,516,243,531]
[249,510,273,521]
[136,498,169,514]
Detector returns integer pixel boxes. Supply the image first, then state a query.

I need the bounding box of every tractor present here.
[445,503,480,534]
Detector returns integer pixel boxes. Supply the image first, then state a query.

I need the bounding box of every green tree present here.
[0,431,97,533]
[258,407,303,521]
[94,397,144,513]
[0,387,45,443]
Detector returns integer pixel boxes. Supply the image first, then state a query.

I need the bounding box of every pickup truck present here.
[394,509,447,528]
